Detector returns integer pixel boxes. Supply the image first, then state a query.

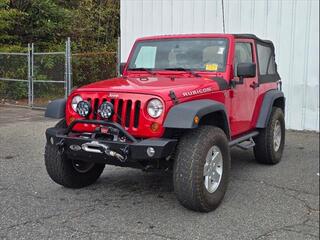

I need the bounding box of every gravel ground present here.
[0,105,319,240]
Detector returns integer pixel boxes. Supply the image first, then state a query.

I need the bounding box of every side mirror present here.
[120,62,126,75]
[237,62,256,78]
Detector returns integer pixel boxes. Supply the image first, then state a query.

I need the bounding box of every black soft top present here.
[233,34,274,47]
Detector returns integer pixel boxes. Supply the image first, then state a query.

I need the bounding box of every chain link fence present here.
[0,51,29,106]
[0,38,118,109]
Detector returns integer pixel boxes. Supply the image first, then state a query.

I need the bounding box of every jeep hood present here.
[76,75,223,101]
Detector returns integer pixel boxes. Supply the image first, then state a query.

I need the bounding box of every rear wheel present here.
[173,126,230,212]
[254,107,285,164]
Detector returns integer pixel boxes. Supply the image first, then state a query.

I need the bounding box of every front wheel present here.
[173,126,231,212]
[44,141,105,188]
[254,107,285,164]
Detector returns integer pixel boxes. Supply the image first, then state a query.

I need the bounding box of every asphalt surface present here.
[0,105,319,240]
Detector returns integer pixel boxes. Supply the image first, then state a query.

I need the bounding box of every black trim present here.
[211,77,229,90]
[233,34,274,46]
[67,119,137,142]
[259,74,281,84]
[45,124,177,166]
[234,34,281,84]
[163,100,229,133]
[229,131,259,147]
[45,98,66,119]
[256,89,285,128]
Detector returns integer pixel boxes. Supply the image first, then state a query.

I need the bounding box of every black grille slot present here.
[117,99,123,124]
[93,98,99,119]
[125,100,132,127]
[134,101,141,128]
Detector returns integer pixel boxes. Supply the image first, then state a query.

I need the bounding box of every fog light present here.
[147,147,155,157]
[98,101,114,119]
[76,101,91,117]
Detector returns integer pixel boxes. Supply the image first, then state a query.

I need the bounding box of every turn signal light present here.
[150,122,160,132]
[69,116,75,123]
[194,115,200,125]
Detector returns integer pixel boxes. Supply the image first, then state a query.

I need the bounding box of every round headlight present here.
[71,95,83,112]
[76,101,91,117]
[98,102,114,119]
[147,99,163,118]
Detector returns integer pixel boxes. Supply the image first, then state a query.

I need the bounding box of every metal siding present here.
[121,0,319,131]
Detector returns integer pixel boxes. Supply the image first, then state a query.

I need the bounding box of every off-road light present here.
[98,102,114,119]
[147,147,155,157]
[71,95,83,112]
[147,99,163,118]
[76,101,91,117]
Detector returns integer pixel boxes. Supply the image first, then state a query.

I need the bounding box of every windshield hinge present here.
[169,90,179,105]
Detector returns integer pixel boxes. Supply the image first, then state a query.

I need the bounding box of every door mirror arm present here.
[230,76,244,88]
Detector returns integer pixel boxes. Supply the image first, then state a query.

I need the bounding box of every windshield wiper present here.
[128,68,155,75]
[164,67,201,77]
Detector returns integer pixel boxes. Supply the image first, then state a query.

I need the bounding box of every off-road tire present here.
[254,107,285,164]
[45,119,105,188]
[173,126,230,212]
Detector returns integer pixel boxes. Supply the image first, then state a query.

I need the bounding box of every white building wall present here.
[120,0,319,131]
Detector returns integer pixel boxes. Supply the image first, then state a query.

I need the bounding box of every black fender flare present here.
[45,98,66,119]
[256,89,285,128]
[163,100,230,137]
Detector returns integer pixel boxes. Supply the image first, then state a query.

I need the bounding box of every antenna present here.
[221,0,226,33]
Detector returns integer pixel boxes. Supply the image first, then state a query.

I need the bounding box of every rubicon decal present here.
[182,87,212,97]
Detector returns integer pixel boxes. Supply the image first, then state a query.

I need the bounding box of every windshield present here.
[128,38,228,72]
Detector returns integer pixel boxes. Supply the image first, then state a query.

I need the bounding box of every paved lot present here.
[0,105,319,240]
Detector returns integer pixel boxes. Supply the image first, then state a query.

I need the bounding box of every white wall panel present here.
[121,0,319,131]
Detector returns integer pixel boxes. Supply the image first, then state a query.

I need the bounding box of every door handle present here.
[250,82,259,89]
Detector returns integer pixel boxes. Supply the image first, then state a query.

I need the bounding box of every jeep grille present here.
[87,98,141,129]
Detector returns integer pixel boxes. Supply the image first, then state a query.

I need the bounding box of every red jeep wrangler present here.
[45,34,285,212]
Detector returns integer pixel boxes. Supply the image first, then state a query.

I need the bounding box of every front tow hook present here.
[81,141,126,162]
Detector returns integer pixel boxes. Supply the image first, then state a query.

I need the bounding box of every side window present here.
[234,42,253,75]
[257,44,276,75]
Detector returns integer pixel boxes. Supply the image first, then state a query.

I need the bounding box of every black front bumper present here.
[45,120,177,166]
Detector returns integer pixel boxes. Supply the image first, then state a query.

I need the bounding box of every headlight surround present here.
[71,95,83,112]
[147,99,163,118]
[76,101,91,117]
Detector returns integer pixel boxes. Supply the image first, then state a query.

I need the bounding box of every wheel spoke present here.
[212,151,219,161]
[203,164,211,176]
[211,169,221,183]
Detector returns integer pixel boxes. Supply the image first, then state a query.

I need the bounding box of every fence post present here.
[64,39,68,98]
[67,37,72,95]
[27,44,31,107]
[31,43,34,107]
[65,37,72,97]
[117,36,121,77]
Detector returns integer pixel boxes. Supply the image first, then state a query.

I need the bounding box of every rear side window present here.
[257,44,276,75]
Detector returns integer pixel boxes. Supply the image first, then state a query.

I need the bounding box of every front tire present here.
[254,107,285,164]
[44,141,105,188]
[173,126,231,212]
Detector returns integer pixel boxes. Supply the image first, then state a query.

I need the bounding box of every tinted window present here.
[234,42,253,76]
[257,44,276,75]
[235,42,253,64]
[128,38,228,72]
